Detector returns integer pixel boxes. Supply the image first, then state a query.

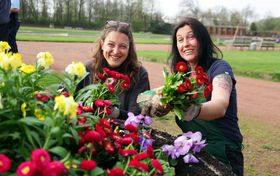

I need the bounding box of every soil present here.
[18,41,280,128]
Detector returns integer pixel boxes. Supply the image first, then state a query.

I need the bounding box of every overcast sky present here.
[159,0,280,20]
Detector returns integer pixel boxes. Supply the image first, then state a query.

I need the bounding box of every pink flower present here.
[31,148,51,169]
[16,161,35,176]
[80,160,97,171]
[0,154,11,174]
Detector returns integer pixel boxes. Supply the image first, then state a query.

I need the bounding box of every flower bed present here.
[0,41,233,175]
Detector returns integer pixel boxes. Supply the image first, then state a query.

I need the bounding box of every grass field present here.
[18,26,171,44]
[18,26,280,175]
[138,50,280,82]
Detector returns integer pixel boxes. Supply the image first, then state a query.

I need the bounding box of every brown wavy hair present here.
[90,21,141,87]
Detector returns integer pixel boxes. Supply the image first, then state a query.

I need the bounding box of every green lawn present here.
[138,50,280,82]
[18,26,171,44]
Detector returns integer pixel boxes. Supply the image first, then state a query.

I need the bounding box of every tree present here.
[250,22,258,36]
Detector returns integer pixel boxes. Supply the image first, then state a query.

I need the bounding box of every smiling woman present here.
[76,20,151,119]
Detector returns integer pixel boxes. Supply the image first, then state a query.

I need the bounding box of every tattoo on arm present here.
[214,73,233,90]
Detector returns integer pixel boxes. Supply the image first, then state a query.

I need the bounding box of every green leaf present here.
[173,106,183,120]
[49,146,68,158]
[69,126,79,144]
[19,117,42,126]
[90,167,105,176]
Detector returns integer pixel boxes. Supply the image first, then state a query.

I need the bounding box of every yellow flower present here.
[20,64,36,74]
[65,62,86,78]
[34,109,45,121]
[9,53,23,69]
[54,95,78,119]
[0,41,11,53]
[36,52,54,69]
[21,103,27,117]
[0,53,10,70]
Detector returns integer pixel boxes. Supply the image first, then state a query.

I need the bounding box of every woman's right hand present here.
[141,94,172,117]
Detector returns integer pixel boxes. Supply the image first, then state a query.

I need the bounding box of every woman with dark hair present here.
[77,20,150,119]
[142,17,243,175]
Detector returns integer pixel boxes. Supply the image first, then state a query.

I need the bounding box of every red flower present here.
[191,90,199,99]
[94,99,105,107]
[204,85,212,99]
[195,66,204,75]
[134,152,149,161]
[120,137,133,146]
[202,72,210,84]
[43,161,65,176]
[196,75,204,86]
[107,168,125,176]
[85,130,103,143]
[177,83,187,93]
[104,141,115,154]
[16,161,35,176]
[82,106,94,112]
[31,148,51,169]
[124,124,138,134]
[109,70,122,79]
[121,74,130,83]
[102,68,111,75]
[121,81,130,89]
[129,160,149,172]
[103,100,113,106]
[151,159,164,174]
[119,148,137,157]
[0,154,11,174]
[61,91,70,97]
[175,61,187,73]
[124,133,140,144]
[146,145,155,159]
[35,93,49,102]
[96,73,106,82]
[80,160,97,171]
[107,84,115,93]
[185,78,192,90]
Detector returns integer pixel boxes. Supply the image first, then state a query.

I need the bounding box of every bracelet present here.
[193,107,201,119]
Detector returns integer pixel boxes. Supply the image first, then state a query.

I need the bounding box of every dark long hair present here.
[169,17,223,73]
[91,21,141,86]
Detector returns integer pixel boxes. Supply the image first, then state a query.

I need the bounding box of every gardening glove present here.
[149,94,172,117]
[137,86,172,117]
[183,104,201,121]
[107,106,120,118]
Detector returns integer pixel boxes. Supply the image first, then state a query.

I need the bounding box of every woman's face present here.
[101,31,129,68]
[176,25,199,65]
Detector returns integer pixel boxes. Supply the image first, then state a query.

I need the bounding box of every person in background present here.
[76,20,150,119]
[8,0,20,53]
[0,0,11,42]
[142,17,244,176]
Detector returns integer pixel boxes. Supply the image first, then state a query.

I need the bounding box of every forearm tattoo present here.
[214,73,232,90]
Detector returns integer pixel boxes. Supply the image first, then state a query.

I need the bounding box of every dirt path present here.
[18,41,280,127]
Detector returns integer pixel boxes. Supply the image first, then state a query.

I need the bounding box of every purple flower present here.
[139,136,154,151]
[183,153,199,164]
[125,113,141,127]
[162,144,174,156]
[174,136,192,156]
[143,115,152,126]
